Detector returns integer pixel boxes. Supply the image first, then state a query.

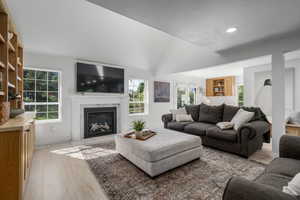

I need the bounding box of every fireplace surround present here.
[84,107,117,138]
[71,96,127,141]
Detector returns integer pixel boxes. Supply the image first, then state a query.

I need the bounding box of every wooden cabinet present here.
[0,113,35,200]
[286,124,300,136]
[206,76,235,97]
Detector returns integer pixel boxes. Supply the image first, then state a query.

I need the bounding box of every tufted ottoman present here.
[115,128,201,177]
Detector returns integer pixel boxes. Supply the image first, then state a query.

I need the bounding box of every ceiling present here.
[177,50,300,79]
[6,0,300,74]
[88,0,300,50]
[7,0,205,72]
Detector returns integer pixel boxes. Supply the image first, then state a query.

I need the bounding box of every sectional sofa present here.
[223,135,300,200]
[162,104,271,157]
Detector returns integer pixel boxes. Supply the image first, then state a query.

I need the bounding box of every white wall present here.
[254,69,294,116]
[25,52,200,146]
[244,58,300,116]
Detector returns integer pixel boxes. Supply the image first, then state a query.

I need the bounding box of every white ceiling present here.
[7,0,300,74]
[177,50,300,79]
[7,0,206,71]
[88,0,300,50]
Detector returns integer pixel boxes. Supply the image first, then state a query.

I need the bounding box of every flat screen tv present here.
[76,62,124,93]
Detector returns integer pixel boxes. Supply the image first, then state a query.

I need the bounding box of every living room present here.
[1,0,300,200]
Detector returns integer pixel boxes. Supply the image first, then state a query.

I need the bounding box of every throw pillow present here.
[223,104,240,122]
[242,106,267,122]
[216,122,234,130]
[198,103,224,124]
[231,108,255,130]
[170,108,186,120]
[283,173,300,196]
[175,114,193,122]
[185,104,200,121]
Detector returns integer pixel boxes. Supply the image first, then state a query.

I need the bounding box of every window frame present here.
[176,85,197,109]
[23,67,62,123]
[128,79,148,116]
[237,84,244,107]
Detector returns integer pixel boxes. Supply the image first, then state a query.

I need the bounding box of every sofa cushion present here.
[167,121,192,131]
[256,173,292,190]
[242,106,267,122]
[223,104,239,122]
[183,122,215,136]
[266,158,300,177]
[206,127,237,142]
[198,103,224,124]
[185,104,200,122]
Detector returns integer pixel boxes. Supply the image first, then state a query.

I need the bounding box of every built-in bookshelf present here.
[206,76,235,97]
[0,0,23,111]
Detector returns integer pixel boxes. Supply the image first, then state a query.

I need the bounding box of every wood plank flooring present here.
[24,138,112,200]
[24,136,273,200]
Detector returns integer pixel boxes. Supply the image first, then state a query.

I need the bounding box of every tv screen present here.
[76,62,124,93]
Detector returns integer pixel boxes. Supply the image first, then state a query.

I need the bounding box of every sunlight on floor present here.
[50,145,117,160]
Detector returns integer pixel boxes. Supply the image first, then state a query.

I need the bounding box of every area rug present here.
[80,141,265,200]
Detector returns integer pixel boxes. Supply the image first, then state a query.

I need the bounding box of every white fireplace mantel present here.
[71,95,129,141]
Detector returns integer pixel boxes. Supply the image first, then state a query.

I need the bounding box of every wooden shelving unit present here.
[8,62,15,71]
[0,33,4,43]
[0,0,24,112]
[8,40,15,52]
[206,76,235,97]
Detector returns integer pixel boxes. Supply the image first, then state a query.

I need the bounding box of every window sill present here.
[36,119,62,124]
[129,113,148,117]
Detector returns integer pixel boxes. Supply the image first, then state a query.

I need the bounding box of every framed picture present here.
[154,81,170,102]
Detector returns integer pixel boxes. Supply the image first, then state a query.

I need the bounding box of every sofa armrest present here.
[238,121,270,142]
[280,135,300,160]
[223,177,297,200]
[162,113,173,128]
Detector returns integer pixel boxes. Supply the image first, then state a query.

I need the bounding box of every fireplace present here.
[84,107,117,138]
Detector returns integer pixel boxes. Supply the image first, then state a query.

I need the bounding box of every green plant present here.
[132,120,146,132]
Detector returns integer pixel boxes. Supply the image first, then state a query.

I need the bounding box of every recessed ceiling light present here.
[226,27,237,33]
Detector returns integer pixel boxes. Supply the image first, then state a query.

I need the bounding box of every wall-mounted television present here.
[76,62,124,93]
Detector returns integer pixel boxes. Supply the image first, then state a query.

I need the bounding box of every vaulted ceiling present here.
[7,0,300,74]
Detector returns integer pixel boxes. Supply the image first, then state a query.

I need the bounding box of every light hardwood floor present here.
[24,138,112,200]
[24,136,273,200]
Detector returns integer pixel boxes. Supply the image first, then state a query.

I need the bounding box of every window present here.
[238,85,244,106]
[128,79,148,115]
[23,68,60,121]
[177,86,197,108]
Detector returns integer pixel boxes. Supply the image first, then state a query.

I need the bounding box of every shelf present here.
[8,40,15,52]
[17,58,22,66]
[8,82,15,88]
[8,62,15,71]
[0,91,4,96]
[0,34,5,43]
[17,76,22,81]
[0,61,5,69]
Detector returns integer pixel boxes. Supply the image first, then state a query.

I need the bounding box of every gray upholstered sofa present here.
[223,135,300,200]
[162,104,271,157]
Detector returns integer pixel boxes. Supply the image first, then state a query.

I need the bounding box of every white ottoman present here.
[115,128,201,177]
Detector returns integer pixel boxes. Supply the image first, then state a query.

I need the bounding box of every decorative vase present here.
[0,102,10,125]
[135,131,143,139]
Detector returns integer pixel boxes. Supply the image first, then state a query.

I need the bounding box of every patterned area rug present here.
[80,141,265,200]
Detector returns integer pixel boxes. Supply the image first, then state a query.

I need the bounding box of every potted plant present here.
[132,120,146,139]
